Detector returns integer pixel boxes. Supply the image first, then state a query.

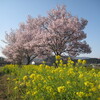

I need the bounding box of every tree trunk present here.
[26,55,37,65]
[26,56,30,65]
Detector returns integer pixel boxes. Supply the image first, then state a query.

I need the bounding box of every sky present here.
[0,0,100,58]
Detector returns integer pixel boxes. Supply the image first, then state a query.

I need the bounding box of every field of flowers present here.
[2,56,100,100]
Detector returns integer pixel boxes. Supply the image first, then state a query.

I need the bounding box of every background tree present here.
[3,16,50,64]
[2,29,24,64]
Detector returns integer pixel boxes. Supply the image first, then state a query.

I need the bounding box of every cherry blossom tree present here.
[42,5,91,57]
[3,16,50,64]
[2,29,25,64]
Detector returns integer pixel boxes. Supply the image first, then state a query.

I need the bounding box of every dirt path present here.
[0,72,8,100]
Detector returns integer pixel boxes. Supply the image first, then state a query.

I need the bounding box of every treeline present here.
[41,56,100,65]
[84,58,100,64]
[0,56,100,66]
[0,57,10,66]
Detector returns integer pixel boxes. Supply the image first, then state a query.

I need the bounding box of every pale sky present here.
[0,0,100,58]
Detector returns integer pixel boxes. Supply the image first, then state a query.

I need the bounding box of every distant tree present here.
[2,29,24,64]
[42,5,91,56]
[0,57,4,62]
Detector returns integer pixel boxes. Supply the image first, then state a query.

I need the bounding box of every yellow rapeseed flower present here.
[26,82,31,87]
[26,91,31,95]
[97,97,100,100]
[45,65,50,69]
[55,55,61,60]
[84,81,90,86]
[46,86,53,92]
[43,80,47,83]
[23,75,28,81]
[48,76,53,80]
[42,61,46,64]
[32,91,38,96]
[67,68,74,75]
[20,82,25,86]
[7,77,10,81]
[13,78,17,81]
[85,93,92,97]
[38,83,42,87]
[57,86,66,93]
[78,59,82,63]
[84,81,94,88]
[82,60,86,64]
[76,92,84,97]
[89,87,96,92]
[36,74,43,80]
[68,57,71,60]
[59,69,63,73]
[98,84,100,89]
[79,74,84,78]
[39,64,43,67]
[55,60,59,64]
[15,81,18,84]
[66,81,71,85]
[60,60,63,64]
[71,61,74,64]
[14,86,18,90]
[30,74,35,79]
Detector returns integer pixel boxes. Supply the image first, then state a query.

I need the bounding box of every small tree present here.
[2,30,24,64]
